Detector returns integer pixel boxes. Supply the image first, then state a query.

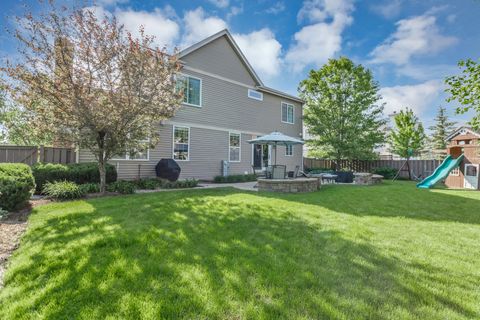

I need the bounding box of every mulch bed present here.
[0,199,51,288]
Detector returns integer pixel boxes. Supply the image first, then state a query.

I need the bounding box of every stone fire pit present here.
[257,178,320,193]
[354,173,384,185]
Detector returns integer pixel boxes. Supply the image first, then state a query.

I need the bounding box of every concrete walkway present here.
[199,181,258,191]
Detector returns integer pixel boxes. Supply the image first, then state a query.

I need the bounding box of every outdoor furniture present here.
[266,166,273,179]
[272,165,286,179]
[321,174,338,184]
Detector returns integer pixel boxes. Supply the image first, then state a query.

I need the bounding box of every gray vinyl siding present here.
[174,69,302,139]
[181,36,257,86]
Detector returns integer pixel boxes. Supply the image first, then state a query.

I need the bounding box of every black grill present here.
[156,159,181,181]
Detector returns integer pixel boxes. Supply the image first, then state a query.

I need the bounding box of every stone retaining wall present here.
[258,178,320,193]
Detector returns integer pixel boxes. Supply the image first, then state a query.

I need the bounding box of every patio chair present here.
[272,165,286,179]
[292,165,300,178]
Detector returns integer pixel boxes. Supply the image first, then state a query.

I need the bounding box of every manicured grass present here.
[1,181,480,319]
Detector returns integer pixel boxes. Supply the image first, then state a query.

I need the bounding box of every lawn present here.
[1,181,480,319]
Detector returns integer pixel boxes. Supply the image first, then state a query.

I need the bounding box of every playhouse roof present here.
[446,126,480,141]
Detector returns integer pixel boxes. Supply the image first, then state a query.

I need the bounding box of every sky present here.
[1,0,479,129]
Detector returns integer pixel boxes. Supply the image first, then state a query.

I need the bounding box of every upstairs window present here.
[285,145,293,156]
[173,126,190,161]
[281,102,294,124]
[229,133,241,162]
[176,75,201,107]
[248,89,263,101]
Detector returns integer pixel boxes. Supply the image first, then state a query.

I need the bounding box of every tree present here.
[428,106,456,159]
[445,58,480,130]
[299,57,386,169]
[389,108,426,180]
[1,3,182,192]
[0,90,53,145]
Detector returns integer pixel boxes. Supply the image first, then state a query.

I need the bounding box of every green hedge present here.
[0,163,36,211]
[32,162,117,193]
[213,174,257,183]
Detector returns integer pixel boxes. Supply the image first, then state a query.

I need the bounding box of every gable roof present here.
[446,126,480,141]
[179,29,264,87]
[179,29,304,104]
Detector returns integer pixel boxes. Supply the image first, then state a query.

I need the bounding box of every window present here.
[450,168,460,176]
[248,89,263,101]
[173,126,190,160]
[112,140,149,160]
[281,102,294,124]
[176,74,201,107]
[229,133,241,162]
[466,165,478,177]
[285,145,293,156]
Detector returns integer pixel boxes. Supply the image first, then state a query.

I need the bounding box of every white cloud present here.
[379,80,443,116]
[370,14,457,65]
[227,5,243,20]
[115,7,180,47]
[286,0,354,72]
[207,0,229,8]
[96,0,128,6]
[266,2,286,15]
[233,28,282,78]
[396,64,458,81]
[371,0,402,19]
[181,7,228,47]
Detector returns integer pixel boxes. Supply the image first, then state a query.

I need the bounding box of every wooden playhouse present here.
[444,127,480,190]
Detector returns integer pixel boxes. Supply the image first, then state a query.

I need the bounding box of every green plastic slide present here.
[416,154,464,189]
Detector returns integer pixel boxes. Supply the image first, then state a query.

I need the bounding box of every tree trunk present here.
[99,157,106,194]
[406,157,412,180]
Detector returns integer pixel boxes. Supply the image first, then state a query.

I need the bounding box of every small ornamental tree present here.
[389,108,426,180]
[1,4,182,192]
[428,106,456,159]
[445,59,480,131]
[300,57,386,169]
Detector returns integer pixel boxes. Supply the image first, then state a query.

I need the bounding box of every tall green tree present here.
[299,57,386,169]
[445,58,480,130]
[428,106,456,159]
[389,108,426,180]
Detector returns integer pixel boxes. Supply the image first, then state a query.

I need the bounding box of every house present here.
[77,29,304,180]
[444,126,480,190]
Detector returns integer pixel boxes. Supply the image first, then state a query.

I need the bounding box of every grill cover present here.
[156,158,181,181]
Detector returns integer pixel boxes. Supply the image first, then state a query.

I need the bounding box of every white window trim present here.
[178,73,202,108]
[173,126,190,161]
[450,167,460,176]
[248,89,263,101]
[281,102,295,124]
[111,140,150,161]
[229,132,241,162]
[285,145,293,157]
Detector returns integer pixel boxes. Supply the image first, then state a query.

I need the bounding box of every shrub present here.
[213,174,257,183]
[134,178,161,190]
[0,207,9,220]
[305,167,333,174]
[0,163,36,211]
[372,167,397,180]
[78,183,100,194]
[162,179,199,189]
[43,181,85,200]
[32,162,117,193]
[107,180,137,194]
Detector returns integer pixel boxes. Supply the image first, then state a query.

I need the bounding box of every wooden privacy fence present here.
[303,158,442,179]
[0,145,76,165]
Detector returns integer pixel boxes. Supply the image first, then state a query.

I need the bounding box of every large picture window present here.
[173,126,190,161]
[176,74,201,107]
[281,102,294,124]
[229,133,241,162]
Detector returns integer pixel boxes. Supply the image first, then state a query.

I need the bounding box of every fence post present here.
[38,145,44,163]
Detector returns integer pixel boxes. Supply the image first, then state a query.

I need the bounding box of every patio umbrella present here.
[247,131,304,165]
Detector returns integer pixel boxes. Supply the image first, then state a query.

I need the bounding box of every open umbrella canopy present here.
[247,131,304,146]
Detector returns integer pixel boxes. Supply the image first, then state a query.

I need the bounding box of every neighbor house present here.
[77,29,304,180]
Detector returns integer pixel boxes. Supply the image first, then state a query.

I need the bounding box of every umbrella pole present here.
[274,143,277,166]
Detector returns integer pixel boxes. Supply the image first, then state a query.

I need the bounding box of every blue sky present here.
[1,0,479,128]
